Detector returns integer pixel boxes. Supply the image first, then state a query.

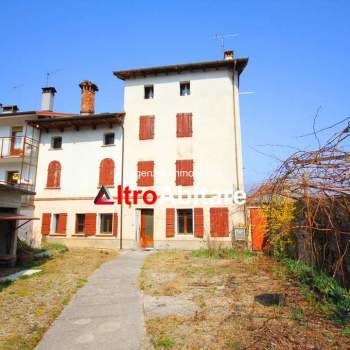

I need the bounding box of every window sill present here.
[48,148,63,151]
[48,234,66,237]
[101,144,115,147]
[97,185,115,188]
[72,234,85,237]
[45,187,61,189]
[96,233,114,237]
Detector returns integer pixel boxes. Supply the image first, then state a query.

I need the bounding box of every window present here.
[176,160,194,186]
[46,161,61,188]
[53,214,59,233]
[177,209,193,234]
[104,133,115,145]
[52,213,67,235]
[144,85,154,99]
[210,208,229,237]
[51,136,62,149]
[139,115,154,140]
[76,214,85,234]
[99,158,115,186]
[176,113,192,137]
[180,81,190,96]
[137,161,154,186]
[100,213,113,234]
[7,171,19,185]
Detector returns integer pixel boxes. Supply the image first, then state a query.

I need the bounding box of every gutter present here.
[120,124,125,250]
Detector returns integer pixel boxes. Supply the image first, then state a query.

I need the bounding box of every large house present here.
[2,50,248,251]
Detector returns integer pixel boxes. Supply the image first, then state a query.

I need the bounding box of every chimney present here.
[79,80,98,114]
[224,50,234,60]
[2,105,19,114]
[41,87,57,111]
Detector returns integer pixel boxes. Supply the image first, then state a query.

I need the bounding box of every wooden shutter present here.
[113,213,118,237]
[137,161,154,186]
[47,161,61,188]
[57,213,67,235]
[176,160,194,186]
[84,213,96,236]
[99,158,115,186]
[41,213,51,235]
[210,208,229,237]
[139,116,155,140]
[166,208,175,237]
[177,113,192,137]
[194,208,204,238]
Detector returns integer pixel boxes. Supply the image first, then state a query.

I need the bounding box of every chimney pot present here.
[79,80,98,114]
[41,87,57,111]
[224,50,234,60]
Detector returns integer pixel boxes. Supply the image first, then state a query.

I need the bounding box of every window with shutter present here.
[176,159,194,186]
[139,116,155,140]
[99,158,115,186]
[137,161,154,186]
[166,208,175,237]
[194,208,204,238]
[84,213,97,236]
[113,213,118,237]
[210,208,229,237]
[176,113,192,137]
[46,161,61,188]
[56,213,67,235]
[41,213,51,235]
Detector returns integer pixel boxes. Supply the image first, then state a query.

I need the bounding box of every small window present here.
[7,171,20,185]
[180,81,190,96]
[177,209,193,234]
[144,85,154,99]
[53,214,59,233]
[104,133,115,145]
[100,213,113,234]
[76,214,85,234]
[51,137,62,149]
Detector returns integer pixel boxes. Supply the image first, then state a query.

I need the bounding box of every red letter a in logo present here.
[94,186,115,205]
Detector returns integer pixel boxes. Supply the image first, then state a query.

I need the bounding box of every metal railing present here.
[0,136,39,159]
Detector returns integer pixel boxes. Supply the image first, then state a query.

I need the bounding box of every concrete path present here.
[36,250,148,350]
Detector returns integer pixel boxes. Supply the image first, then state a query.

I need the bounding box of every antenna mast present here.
[214,33,239,53]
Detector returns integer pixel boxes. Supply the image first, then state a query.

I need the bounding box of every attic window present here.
[180,81,190,96]
[144,85,154,99]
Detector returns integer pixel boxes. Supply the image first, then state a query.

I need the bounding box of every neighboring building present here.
[31,81,124,248]
[113,50,248,249]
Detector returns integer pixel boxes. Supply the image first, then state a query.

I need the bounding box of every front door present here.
[10,127,23,156]
[140,209,154,249]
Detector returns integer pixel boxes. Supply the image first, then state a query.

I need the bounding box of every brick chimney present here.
[79,80,98,114]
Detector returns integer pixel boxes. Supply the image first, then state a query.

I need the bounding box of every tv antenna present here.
[214,33,239,53]
[45,69,61,86]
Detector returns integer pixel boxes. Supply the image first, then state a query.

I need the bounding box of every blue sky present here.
[1,0,349,189]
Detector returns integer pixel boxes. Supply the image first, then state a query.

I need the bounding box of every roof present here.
[113,58,248,80]
[0,183,36,195]
[28,112,125,130]
[0,213,39,221]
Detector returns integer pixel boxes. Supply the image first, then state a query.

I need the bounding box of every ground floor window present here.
[100,213,113,234]
[76,214,85,234]
[52,214,59,233]
[177,209,193,234]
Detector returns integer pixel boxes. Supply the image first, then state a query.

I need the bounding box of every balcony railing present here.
[0,136,39,159]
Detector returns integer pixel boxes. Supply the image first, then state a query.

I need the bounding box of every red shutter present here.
[113,213,118,237]
[47,161,61,188]
[166,208,175,237]
[176,160,193,186]
[137,161,154,186]
[41,213,51,235]
[194,208,204,238]
[139,116,154,140]
[57,213,67,235]
[99,158,115,186]
[210,208,229,237]
[177,113,192,137]
[84,213,96,236]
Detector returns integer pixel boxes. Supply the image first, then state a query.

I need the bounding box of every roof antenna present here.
[214,33,239,54]
[45,69,61,86]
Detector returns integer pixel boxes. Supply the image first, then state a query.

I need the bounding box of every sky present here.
[1,0,349,190]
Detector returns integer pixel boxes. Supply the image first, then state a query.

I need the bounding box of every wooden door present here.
[140,209,154,249]
[10,127,23,156]
[250,208,266,251]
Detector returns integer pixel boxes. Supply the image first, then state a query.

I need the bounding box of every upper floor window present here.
[46,161,61,188]
[176,113,192,137]
[180,81,190,96]
[144,85,154,99]
[99,158,115,186]
[104,133,115,145]
[139,115,155,140]
[51,136,62,149]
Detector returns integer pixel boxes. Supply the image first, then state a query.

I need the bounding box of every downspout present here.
[120,123,124,250]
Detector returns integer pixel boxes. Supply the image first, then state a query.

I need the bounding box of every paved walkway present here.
[36,250,148,350]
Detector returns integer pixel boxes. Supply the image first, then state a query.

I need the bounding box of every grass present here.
[191,247,256,260]
[152,338,176,349]
[0,246,117,350]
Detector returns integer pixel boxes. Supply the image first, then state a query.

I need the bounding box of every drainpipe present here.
[119,123,124,250]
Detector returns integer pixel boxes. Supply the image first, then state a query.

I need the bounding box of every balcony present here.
[0,136,39,161]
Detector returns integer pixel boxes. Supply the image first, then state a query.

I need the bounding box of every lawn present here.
[0,244,117,350]
[141,250,350,350]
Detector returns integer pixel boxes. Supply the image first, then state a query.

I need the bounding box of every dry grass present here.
[0,246,117,350]
[142,251,350,350]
